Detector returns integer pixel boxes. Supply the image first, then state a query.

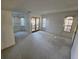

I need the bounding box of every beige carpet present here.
[2,31,72,59]
[15,31,29,43]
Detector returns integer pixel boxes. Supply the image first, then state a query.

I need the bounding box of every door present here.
[31,17,40,32]
[31,17,36,32]
[36,18,40,30]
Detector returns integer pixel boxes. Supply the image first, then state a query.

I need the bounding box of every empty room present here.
[1,0,78,59]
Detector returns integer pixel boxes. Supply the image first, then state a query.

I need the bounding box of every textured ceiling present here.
[2,0,78,16]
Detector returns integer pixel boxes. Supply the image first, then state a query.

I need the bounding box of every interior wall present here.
[41,11,78,39]
[71,30,78,59]
[24,13,32,33]
[1,10,15,50]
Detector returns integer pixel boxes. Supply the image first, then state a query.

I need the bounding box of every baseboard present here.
[1,42,15,50]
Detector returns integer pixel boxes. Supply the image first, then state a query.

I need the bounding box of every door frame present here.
[31,17,40,32]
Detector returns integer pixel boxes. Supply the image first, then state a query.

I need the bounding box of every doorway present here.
[31,17,40,32]
[12,16,29,43]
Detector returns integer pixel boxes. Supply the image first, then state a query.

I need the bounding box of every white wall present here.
[42,11,78,39]
[71,30,78,59]
[24,13,32,33]
[1,10,15,50]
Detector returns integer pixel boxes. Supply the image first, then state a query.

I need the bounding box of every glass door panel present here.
[31,18,35,31]
[36,18,40,30]
[31,17,40,32]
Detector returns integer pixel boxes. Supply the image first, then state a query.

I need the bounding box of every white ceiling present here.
[2,0,78,16]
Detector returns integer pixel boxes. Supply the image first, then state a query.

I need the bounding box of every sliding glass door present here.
[36,18,40,30]
[31,18,36,31]
[31,17,40,32]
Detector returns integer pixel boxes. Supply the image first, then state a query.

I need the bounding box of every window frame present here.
[42,18,46,28]
[64,16,74,32]
[20,17,25,26]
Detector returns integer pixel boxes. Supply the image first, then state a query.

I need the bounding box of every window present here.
[20,18,25,26]
[43,18,46,27]
[64,16,73,32]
